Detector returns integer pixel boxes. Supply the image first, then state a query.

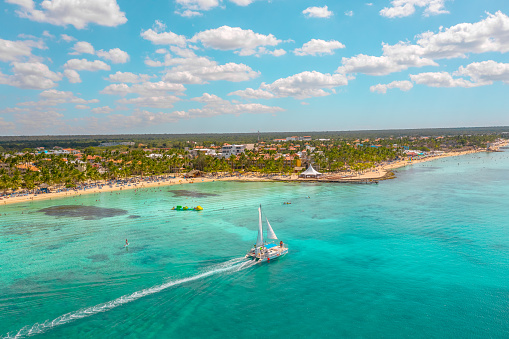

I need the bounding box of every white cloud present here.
[228,88,275,99]
[60,34,75,42]
[380,0,449,18]
[176,9,203,17]
[64,58,111,71]
[140,28,187,47]
[176,0,219,11]
[63,69,81,83]
[6,0,127,29]
[410,72,480,88]
[101,81,186,96]
[176,93,284,118]
[370,80,413,93]
[0,62,62,89]
[192,26,282,56]
[0,38,45,62]
[337,12,509,76]
[75,104,89,109]
[105,109,178,130]
[230,71,349,100]
[303,6,333,18]
[163,61,259,83]
[345,11,354,17]
[155,48,167,54]
[117,95,181,109]
[18,89,99,106]
[0,117,16,130]
[96,48,130,64]
[42,31,54,38]
[270,49,286,57]
[70,41,94,55]
[106,71,153,83]
[338,54,437,76]
[454,61,509,84]
[294,39,345,56]
[91,106,114,114]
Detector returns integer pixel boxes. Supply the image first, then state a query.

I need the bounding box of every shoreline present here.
[1,142,507,207]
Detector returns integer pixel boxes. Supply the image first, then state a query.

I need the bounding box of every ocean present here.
[2,150,509,338]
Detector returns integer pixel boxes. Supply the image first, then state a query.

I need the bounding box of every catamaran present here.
[246,205,288,262]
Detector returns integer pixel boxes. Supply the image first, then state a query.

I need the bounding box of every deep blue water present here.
[2,150,509,338]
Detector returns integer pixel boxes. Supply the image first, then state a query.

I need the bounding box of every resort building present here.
[221,144,246,158]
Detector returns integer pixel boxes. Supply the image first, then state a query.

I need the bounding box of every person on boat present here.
[280,241,283,248]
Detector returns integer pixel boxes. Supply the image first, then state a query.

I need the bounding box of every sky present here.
[0,0,509,136]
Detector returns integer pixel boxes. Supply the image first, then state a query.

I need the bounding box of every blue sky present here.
[0,0,508,135]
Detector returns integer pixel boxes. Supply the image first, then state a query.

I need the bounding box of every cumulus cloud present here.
[70,41,95,55]
[410,72,480,88]
[176,0,219,11]
[6,0,127,29]
[370,80,413,93]
[105,109,178,130]
[69,42,129,63]
[64,58,110,71]
[338,54,437,76]
[454,61,509,84]
[75,104,89,109]
[91,106,114,114]
[380,0,449,18]
[0,38,45,62]
[175,93,284,119]
[0,62,62,89]
[0,117,16,130]
[192,26,282,56]
[303,6,333,18]
[140,28,187,47]
[96,48,130,64]
[230,71,349,100]
[60,34,75,42]
[345,11,354,17]
[177,9,202,17]
[107,71,153,83]
[117,95,182,109]
[294,39,345,56]
[228,88,275,99]
[101,81,186,96]
[63,69,81,83]
[337,12,509,76]
[18,89,99,106]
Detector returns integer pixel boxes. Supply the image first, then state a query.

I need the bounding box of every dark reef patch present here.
[87,254,109,263]
[168,189,219,198]
[128,215,141,219]
[39,205,127,220]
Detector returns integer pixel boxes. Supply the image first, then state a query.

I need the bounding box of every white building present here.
[221,144,246,158]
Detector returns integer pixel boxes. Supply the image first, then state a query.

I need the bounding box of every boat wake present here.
[4,257,256,339]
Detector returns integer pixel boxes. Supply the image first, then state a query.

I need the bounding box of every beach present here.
[2,140,508,206]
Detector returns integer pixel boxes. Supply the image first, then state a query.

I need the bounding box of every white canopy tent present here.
[299,164,322,178]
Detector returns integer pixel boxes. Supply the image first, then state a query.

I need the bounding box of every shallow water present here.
[2,151,509,338]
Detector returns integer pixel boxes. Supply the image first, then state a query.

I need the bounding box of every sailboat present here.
[246,205,288,262]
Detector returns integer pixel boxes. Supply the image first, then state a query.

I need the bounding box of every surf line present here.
[5,257,255,338]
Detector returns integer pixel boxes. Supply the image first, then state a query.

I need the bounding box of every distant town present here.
[0,131,504,195]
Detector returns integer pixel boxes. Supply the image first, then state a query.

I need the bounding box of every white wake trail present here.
[4,257,256,339]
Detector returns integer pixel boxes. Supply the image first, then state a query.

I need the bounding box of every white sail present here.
[256,206,264,246]
[266,217,277,240]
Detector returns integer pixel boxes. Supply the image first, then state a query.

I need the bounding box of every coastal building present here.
[221,144,246,158]
[299,164,322,178]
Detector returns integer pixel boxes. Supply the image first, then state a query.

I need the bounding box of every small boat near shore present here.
[172,205,203,211]
[246,205,288,262]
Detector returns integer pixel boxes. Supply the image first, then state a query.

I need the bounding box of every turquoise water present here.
[2,150,509,338]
